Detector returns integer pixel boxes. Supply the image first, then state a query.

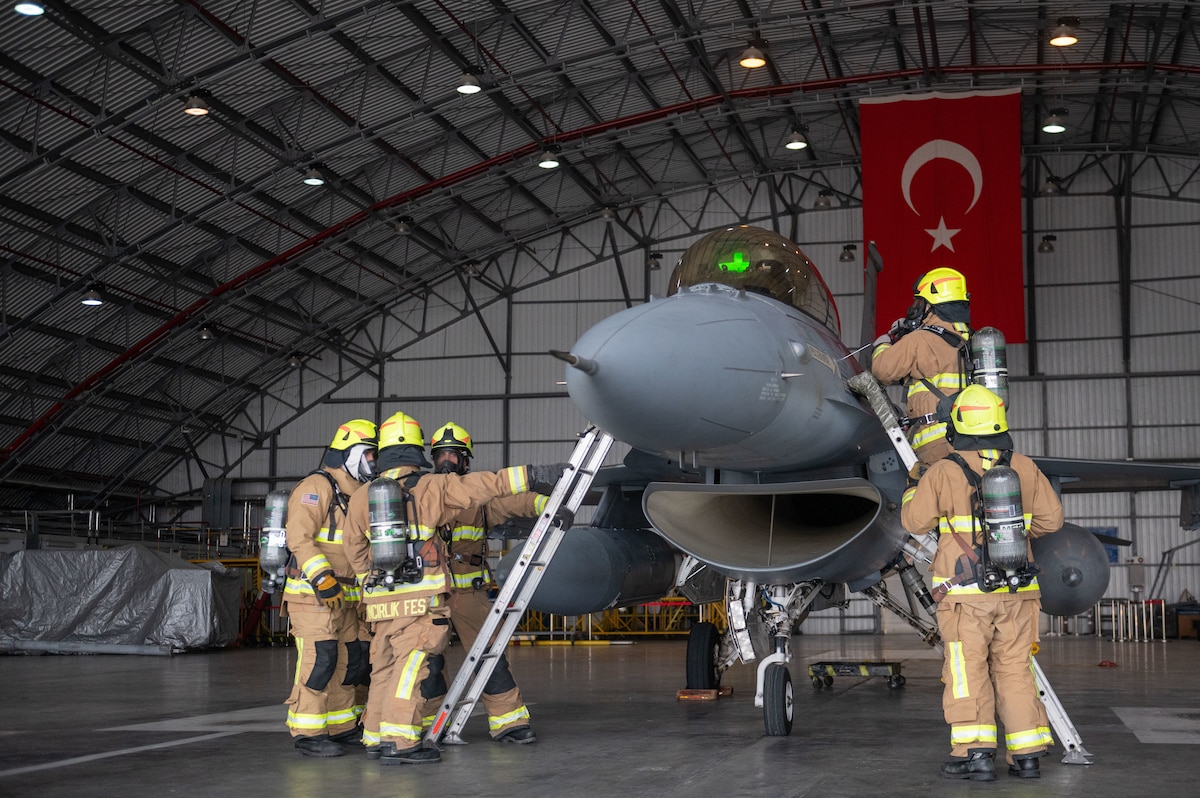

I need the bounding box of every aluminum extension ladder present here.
[848,372,1092,765]
[425,425,614,745]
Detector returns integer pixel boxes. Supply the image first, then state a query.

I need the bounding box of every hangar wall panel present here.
[1130,277,1200,336]
[1007,380,1044,428]
[1032,229,1118,285]
[520,270,581,302]
[1132,376,1200,424]
[512,298,588,354]
[1032,339,1124,376]
[1045,378,1127,427]
[1132,211,1200,273]
[1046,427,1128,460]
[1134,428,1200,461]
[1132,331,1200,371]
[151,169,1200,624]
[1034,284,1119,339]
[386,353,508,398]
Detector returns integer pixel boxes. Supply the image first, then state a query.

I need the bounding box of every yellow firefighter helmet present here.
[951,385,1008,436]
[914,267,969,305]
[378,411,425,450]
[329,419,378,451]
[430,422,473,457]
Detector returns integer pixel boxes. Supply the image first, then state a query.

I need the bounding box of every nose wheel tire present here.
[763,663,794,736]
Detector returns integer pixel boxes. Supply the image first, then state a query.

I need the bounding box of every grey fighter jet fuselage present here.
[564,277,911,589]
[515,225,1109,622]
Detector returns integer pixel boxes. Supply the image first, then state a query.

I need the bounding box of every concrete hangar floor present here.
[0,633,1196,798]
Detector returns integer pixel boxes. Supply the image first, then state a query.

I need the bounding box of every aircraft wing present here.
[1032,456,1200,493]
[1033,456,1200,533]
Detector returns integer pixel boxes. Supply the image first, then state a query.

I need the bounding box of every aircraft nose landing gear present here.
[763,661,794,736]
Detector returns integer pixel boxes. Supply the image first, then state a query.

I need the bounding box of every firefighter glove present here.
[311,570,344,610]
[527,463,571,494]
[552,506,575,529]
[873,333,891,348]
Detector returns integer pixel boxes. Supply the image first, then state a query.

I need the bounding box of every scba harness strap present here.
[283,469,351,581]
[308,468,350,513]
[915,324,973,426]
[929,451,1014,602]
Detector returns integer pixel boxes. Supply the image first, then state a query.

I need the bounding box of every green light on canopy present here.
[718,252,750,273]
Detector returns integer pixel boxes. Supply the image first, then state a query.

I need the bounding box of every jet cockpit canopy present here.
[666,225,840,334]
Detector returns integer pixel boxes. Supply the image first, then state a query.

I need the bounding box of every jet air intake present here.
[643,478,909,586]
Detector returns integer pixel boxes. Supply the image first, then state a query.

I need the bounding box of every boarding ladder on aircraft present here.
[848,371,1093,765]
[425,426,614,746]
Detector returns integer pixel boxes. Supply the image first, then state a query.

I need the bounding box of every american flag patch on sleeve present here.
[301,493,320,506]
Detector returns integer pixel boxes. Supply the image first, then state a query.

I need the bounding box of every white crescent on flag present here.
[900,139,983,215]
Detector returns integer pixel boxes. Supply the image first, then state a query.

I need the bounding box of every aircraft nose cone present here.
[564,291,789,454]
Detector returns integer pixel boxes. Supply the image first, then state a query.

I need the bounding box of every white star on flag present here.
[925,216,960,252]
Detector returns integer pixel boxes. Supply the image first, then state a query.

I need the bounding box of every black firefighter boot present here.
[495,725,537,744]
[293,734,345,758]
[940,748,997,781]
[379,742,442,766]
[329,726,363,748]
[1008,753,1041,778]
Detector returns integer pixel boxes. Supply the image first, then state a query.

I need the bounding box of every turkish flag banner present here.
[861,90,1025,343]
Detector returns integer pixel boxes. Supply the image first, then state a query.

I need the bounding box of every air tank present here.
[368,477,409,574]
[981,465,1026,572]
[970,326,1008,407]
[258,489,290,592]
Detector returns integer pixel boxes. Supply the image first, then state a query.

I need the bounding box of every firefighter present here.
[283,418,378,757]
[871,267,973,465]
[901,386,1063,781]
[343,411,567,765]
[419,422,550,744]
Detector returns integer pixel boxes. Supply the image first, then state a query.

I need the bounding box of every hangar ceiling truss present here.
[3,0,1200,515]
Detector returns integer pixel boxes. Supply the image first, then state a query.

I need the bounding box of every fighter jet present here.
[505,225,1199,736]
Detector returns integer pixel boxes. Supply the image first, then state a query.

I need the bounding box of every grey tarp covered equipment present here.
[0,544,241,652]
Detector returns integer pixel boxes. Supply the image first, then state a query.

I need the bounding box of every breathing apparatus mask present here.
[433,448,469,476]
[343,443,378,483]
